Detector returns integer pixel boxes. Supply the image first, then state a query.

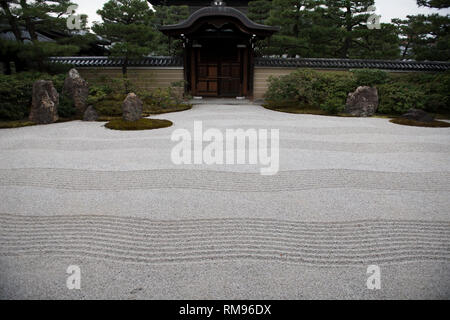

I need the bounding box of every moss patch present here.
[105,118,173,131]
[390,118,450,128]
[435,113,450,120]
[0,120,36,129]
[264,105,329,115]
[263,104,360,117]
[96,116,120,122]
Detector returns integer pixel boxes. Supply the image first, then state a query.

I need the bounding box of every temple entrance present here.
[193,40,245,97]
[159,2,278,98]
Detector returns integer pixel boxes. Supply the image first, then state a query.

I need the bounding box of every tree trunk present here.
[2,61,12,75]
[0,0,23,43]
[401,41,410,60]
[20,0,44,71]
[14,58,26,72]
[342,3,352,58]
[20,0,38,41]
[122,57,129,94]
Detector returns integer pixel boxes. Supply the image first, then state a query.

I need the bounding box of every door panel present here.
[220,62,241,97]
[194,44,243,97]
[197,63,218,96]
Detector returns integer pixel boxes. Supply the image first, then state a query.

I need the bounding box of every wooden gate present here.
[192,44,247,97]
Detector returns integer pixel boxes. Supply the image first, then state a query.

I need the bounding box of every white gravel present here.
[0,104,449,299]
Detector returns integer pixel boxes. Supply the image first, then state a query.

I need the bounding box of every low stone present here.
[29,80,59,124]
[345,86,379,117]
[401,108,435,122]
[83,105,98,121]
[63,68,89,115]
[122,93,143,121]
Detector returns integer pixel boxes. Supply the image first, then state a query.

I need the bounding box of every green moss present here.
[96,116,121,122]
[0,120,36,129]
[390,118,450,128]
[435,113,450,120]
[104,118,173,131]
[264,105,329,115]
[263,103,359,117]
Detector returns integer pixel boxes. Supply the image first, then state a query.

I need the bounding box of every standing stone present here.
[63,68,89,115]
[122,93,143,121]
[83,105,98,121]
[345,86,379,117]
[401,108,435,122]
[29,80,59,124]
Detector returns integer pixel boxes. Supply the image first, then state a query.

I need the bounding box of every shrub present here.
[145,87,172,110]
[424,72,450,113]
[0,76,31,120]
[142,82,189,113]
[423,93,447,113]
[378,82,426,114]
[265,69,356,113]
[87,84,109,106]
[86,84,126,117]
[352,69,389,87]
[265,68,449,116]
[94,99,123,117]
[320,97,345,114]
[169,80,187,105]
[265,73,302,104]
[0,72,67,121]
[58,94,76,118]
[318,73,356,113]
[393,72,450,113]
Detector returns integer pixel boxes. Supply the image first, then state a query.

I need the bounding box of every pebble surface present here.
[0,104,449,299]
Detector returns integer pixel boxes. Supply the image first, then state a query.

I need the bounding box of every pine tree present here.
[394,14,449,61]
[349,23,400,59]
[93,0,159,91]
[393,1,449,61]
[324,0,375,58]
[264,0,319,57]
[152,4,189,55]
[0,0,82,72]
[417,0,450,8]
[248,0,272,24]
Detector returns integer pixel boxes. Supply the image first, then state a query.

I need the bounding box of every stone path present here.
[0,104,449,299]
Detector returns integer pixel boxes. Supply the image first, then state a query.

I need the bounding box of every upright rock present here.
[29,80,59,124]
[345,86,379,117]
[401,108,434,122]
[63,68,89,115]
[83,105,98,121]
[122,93,143,121]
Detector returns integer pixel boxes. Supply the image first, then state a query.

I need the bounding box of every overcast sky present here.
[72,0,450,27]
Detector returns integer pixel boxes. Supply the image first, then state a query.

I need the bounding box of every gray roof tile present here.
[50,56,449,72]
[255,57,449,71]
[50,56,183,67]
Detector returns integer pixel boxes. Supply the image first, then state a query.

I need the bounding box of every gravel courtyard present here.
[0,104,449,299]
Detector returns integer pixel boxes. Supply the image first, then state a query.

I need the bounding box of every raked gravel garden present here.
[0,103,449,299]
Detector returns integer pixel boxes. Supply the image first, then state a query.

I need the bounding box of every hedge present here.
[265,69,450,115]
[0,72,75,120]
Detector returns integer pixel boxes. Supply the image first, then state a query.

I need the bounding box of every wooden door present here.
[196,48,218,96]
[193,44,243,97]
[220,61,241,97]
